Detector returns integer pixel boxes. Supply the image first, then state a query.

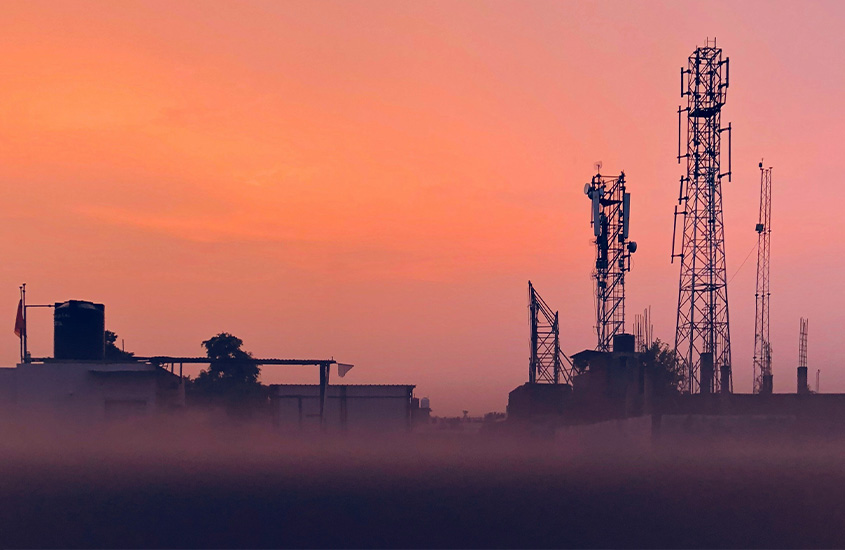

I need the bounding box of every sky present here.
[1,0,844,415]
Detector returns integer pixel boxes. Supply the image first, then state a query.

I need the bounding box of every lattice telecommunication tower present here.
[528,281,575,384]
[672,38,733,394]
[585,170,637,351]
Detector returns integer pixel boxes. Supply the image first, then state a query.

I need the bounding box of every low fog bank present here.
[1,415,844,549]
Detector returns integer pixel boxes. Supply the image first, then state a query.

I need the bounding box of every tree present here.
[189,333,266,417]
[105,330,135,361]
[640,339,686,395]
[197,332,260,386]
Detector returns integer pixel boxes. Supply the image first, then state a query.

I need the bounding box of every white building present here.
[0,360,184,422]
[271,384,416,432]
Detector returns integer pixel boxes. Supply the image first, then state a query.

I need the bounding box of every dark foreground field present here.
[0,418,843,548]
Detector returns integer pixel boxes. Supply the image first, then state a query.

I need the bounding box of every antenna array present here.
[585,171,637,351]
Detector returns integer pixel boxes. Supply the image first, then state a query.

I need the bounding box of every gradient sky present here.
[1,0,843,415]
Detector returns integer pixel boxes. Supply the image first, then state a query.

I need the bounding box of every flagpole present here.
[21,283,26,363]
[18,285,22,363]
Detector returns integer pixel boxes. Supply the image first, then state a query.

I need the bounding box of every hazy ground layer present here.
[0,416,842,548]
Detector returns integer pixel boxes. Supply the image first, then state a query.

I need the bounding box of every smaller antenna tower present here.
[798,318,809,394]
[528,281,575,384]
[799,318,808,369]
[584,170,637,351]
[753,162,773,394]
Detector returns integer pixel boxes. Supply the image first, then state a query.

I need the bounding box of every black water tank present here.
[612,333,635,353]
[54,300,105,360]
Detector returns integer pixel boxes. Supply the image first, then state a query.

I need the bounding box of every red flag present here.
[337,363,354,378]
[13,299,25,338]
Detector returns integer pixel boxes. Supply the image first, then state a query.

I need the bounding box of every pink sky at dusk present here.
[1,0,844,414]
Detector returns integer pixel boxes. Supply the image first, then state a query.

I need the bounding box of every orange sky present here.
[2,0,844,414]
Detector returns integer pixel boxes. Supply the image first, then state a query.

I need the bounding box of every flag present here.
[13,299,25,338]
[337,363,354,378]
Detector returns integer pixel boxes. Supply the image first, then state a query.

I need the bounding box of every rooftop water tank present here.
[612,333,635,353]
[54,300,105,360]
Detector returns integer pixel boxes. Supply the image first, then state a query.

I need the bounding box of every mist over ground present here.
[0,414,842,548]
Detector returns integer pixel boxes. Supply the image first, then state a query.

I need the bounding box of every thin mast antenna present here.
[753,162,773,393]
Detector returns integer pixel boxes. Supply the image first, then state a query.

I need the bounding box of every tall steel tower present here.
[753,163,773,394]
[672,38,733,393]
[585,170,637,351]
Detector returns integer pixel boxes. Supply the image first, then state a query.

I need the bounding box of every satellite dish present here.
[584,183,591,195]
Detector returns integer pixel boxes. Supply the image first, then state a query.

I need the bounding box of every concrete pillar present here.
[797,366,809,394]
[624,357,638,418]
[643,364,653,415]
[761,374,773,394]
[700,353,713,394]
[720,364,731,394]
